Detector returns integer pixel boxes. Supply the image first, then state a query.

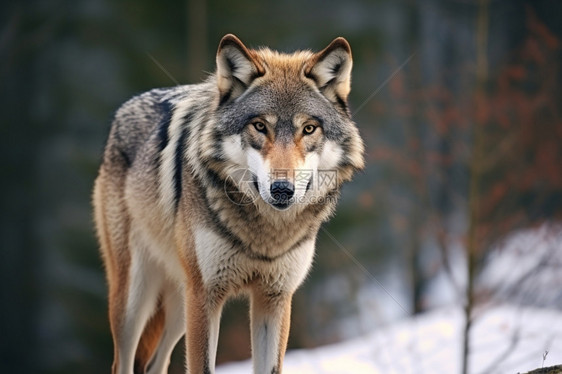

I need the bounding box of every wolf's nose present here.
[270,180,295,203]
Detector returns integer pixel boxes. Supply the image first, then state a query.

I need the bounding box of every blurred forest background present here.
[1,0,561,373]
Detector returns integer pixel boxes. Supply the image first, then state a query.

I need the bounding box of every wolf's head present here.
[207,34,364,211]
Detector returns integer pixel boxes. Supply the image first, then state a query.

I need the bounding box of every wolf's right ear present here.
[305,37,353,113]
[216,34,264,104]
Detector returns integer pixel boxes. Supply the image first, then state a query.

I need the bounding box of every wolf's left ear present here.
[216,34,264,104]
[305,37,353,113]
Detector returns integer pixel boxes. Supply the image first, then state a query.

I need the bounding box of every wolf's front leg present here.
[184,283,223,374]
[250,289,293,374]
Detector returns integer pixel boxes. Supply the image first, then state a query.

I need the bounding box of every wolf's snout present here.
[270,180,294,209]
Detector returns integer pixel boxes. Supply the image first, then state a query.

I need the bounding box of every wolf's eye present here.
[253,122,266,133]
[303,124,317,135]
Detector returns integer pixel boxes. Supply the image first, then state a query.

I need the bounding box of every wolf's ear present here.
[216,34,264,104]
[305,37,353,113]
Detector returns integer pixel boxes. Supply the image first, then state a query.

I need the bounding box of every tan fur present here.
[175,201,217,373]
[94,169,133,374]
[94,34,364,374]
[277,300,292,371]
[266,143,302,183]
[134,302,165,373]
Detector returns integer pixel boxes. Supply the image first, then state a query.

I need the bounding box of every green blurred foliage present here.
[1,0,561,373]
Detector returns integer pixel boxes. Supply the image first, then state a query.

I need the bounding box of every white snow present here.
[217,305,562,374]
[479,224,562,308]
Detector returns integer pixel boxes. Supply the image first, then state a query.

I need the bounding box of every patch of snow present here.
[217,305,562,374]
[479,224,562,308]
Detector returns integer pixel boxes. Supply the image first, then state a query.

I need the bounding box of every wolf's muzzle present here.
[270,180,294,209]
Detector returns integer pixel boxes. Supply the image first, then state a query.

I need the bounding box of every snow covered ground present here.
[217,304,562,374]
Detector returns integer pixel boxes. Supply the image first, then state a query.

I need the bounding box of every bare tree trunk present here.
[0,6,40,373]
[186,0,208,82]
[405,0,428,315]
[461,0,489,373]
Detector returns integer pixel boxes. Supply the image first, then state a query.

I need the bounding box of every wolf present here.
[93,34,364,374]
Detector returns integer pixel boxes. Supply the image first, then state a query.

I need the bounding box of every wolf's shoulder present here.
[114,82,216,124]
[115,86,189,119]
[104,83,215,170]
[104,86,188,169]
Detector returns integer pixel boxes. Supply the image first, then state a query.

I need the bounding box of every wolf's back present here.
[102,85,195,173]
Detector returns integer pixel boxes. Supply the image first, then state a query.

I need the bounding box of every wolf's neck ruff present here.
[94,34,364,374]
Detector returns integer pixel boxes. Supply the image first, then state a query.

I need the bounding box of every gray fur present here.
[95,35,364,374]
